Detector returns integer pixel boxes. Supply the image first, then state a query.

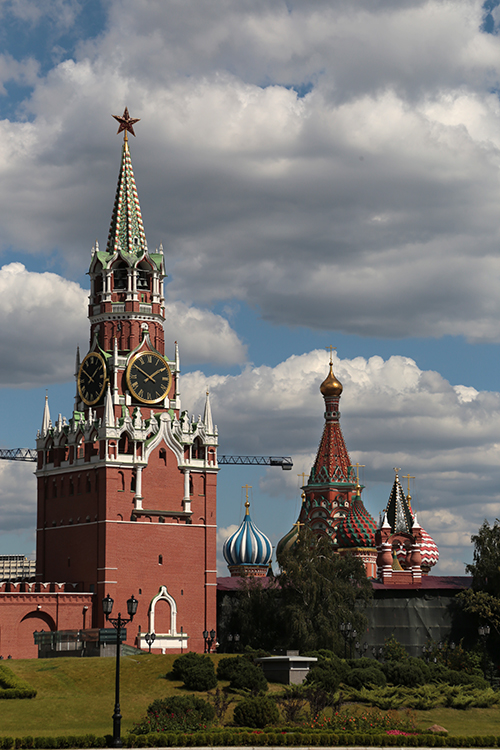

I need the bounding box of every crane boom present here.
[0,448,292,470]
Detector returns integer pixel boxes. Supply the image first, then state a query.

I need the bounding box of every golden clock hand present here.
[134,365,156,383]
[149,366,167,379]
[84,370,95,384]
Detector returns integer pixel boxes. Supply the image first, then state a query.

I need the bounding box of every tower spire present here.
[106,109,146,257]
[311,355,351,483]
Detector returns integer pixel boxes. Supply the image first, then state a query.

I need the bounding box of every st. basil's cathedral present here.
[222,356,440,585]
[0,111,456,660]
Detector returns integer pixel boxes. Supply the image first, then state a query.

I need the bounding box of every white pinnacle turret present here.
[203,391,214,433]
[104,385,115,428]
[41,394,51,436]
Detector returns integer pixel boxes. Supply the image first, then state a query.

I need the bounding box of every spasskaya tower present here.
[35,109,218,653]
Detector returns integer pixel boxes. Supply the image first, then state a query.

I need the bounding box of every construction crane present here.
[0,448,293,470]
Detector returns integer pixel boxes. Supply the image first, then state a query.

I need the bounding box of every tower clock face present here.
[126,351,172,404]
[78,352,107,406]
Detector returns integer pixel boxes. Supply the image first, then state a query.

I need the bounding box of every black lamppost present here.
[340,622,352,658]
[102,593,138,748]
[356,641,368,658]
[203,629,216,653]
[144,632,156,654]
[478,625,490,678]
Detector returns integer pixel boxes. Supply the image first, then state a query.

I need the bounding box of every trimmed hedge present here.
[0,730,500,747]
[0,665,36,699]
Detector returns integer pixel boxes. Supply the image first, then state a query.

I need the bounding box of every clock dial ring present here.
[126,351,172,404]
[78,351,108,406]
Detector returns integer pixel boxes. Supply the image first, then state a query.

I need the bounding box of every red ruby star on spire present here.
[112,107,140,138]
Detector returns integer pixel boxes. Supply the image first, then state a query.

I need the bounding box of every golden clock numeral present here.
[147,355,152,363]
[138,389,144,397]
[147,392,151,399]
[162,376,168,381]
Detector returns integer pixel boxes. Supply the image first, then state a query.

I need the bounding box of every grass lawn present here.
[1,655,500,738]
[1,653,215,737]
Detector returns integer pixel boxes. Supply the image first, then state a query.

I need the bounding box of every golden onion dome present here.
[320,364,343,397]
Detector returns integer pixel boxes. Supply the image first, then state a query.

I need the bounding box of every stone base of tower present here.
[377,567,422,586]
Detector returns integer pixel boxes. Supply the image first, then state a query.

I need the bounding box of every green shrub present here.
[383,660,426,687]
[383,635,408,662]
[171,652,208,681]
[217,656,244,681]
[131,695,215,734]
[305,665,340,692]
[346,667,386,690]
[217,656,267,693]
[233,695,280,728]
[229,663,267,694]
[0,666,36,699]
[183,660,218,691]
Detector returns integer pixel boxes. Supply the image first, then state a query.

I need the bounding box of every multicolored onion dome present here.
[320,363,343,397]
[417,519,439,570]
[336,490,376,548]
[276,523,299,563]
[223,501,272,569]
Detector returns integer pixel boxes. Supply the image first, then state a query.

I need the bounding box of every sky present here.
[1,0,500,577]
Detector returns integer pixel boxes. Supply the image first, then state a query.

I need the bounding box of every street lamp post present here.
[144,632,156,654]
[102,593,138,748]
[340,622,352,658]
[478,625,491,679]
[203,629,216,653]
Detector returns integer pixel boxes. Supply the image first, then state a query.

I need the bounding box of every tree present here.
[278,527,372,653]
[218,528,372,654]
[466,519,500,594]
[456,519,500,666]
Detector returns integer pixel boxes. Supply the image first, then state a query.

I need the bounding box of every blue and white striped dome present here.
[223,501,272,569]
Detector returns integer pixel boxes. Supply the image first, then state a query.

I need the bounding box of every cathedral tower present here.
[298,355,357,543]
[35,110,218,653]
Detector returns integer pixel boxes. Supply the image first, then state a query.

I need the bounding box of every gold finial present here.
[242,484,252,515]
[402,474,415,496]
[353,462,365,484]
[393,467,401,477]
[293,519,304,532]
[325,345,337,365]
[353,463,365,496]
[112,107,140,141]
[301,491,306,504]
[298,472,308,486]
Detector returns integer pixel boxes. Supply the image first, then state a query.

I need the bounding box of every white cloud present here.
[182,350,500,574]
[0,264,245,387]
[163,301,246,366]
[217,524,238,576]
[0,460,35,540]
[1,1,500,339]
[0,263,88,387]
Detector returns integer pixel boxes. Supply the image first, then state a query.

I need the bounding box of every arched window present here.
[137,269,150,290]
[113,263,128,290]
[118,433,134,455]
[192,437,205,461]
[118,471,125,492]
[159,448,167,466]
